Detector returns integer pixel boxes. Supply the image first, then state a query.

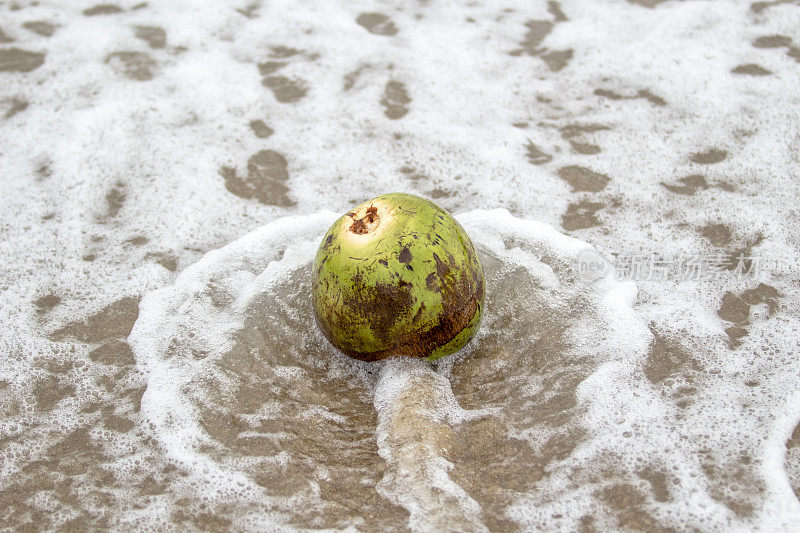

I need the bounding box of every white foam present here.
[129,212,337,506]
[2,0,800,528]
[126,207,660,529]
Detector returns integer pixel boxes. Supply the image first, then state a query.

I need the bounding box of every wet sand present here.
[2,0,800,530]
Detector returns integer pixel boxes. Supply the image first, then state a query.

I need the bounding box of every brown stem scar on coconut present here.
[349,207,381,235]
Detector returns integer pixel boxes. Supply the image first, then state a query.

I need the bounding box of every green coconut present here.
[312,193,485,362]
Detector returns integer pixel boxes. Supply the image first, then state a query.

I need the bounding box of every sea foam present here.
[126,209,785,531]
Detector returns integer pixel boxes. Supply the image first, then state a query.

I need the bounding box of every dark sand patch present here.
[0,27,13,43]
[221,149,294,207]
[717,284,779,347]
[525,140,553,165]
[638,466,672,503]
[103,182,126,218]
[145,251,178,272]
[236,2,259,18]
[700,222,732,247]
[715,180,735,191]
[105,51,156,81]
[661,174,707,195]
[740,283,780,312]
[732,64,771,75]
[542,49,573,71]
[560,124,610,139]
[270,45,301,58]
[2,96,28,119]
[89,340,135,366]
[597,483,669,532]
[690,148,727,164]
[519,20,553,54]
[343,64,369,90]
[356,12,398,36]
[427,187,453,200]
[752,35,792,48]
[137,475,167,496]
[751,0,795,12]
[156,254,178,271]
[0,48,45,72]
[83,4,124,16]
[638,89,666,106]
[548,1,568,21]
[258,61,285,75]
[750,34,799,64]
[643,328,699,384]
[34,356,74,374]
[262,76,307,103]
[249,119,273,138]
[23,21,56,37]
[134,25,166,49]
[34,294,61,314]
[596,88,666,106]
[399,165,429,182]
[174,511,234,531]
[124,235,149,246]
[569,139,601,154]
[724,236,763,272]
[104,415,135,432]
[50,296,141,343]
[381,80,410,119]
[595,88,624,100]
[510,19,573,71]
[558,166,610,192]
[157,254,178,272]
[561,199,604,230]
[725,326,749,348]
[33,375,76,412]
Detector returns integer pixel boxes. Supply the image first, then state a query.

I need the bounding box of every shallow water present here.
[128,211,645,530]
[2,0,800,530]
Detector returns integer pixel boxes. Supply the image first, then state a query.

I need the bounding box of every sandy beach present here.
[1,0,800,530]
